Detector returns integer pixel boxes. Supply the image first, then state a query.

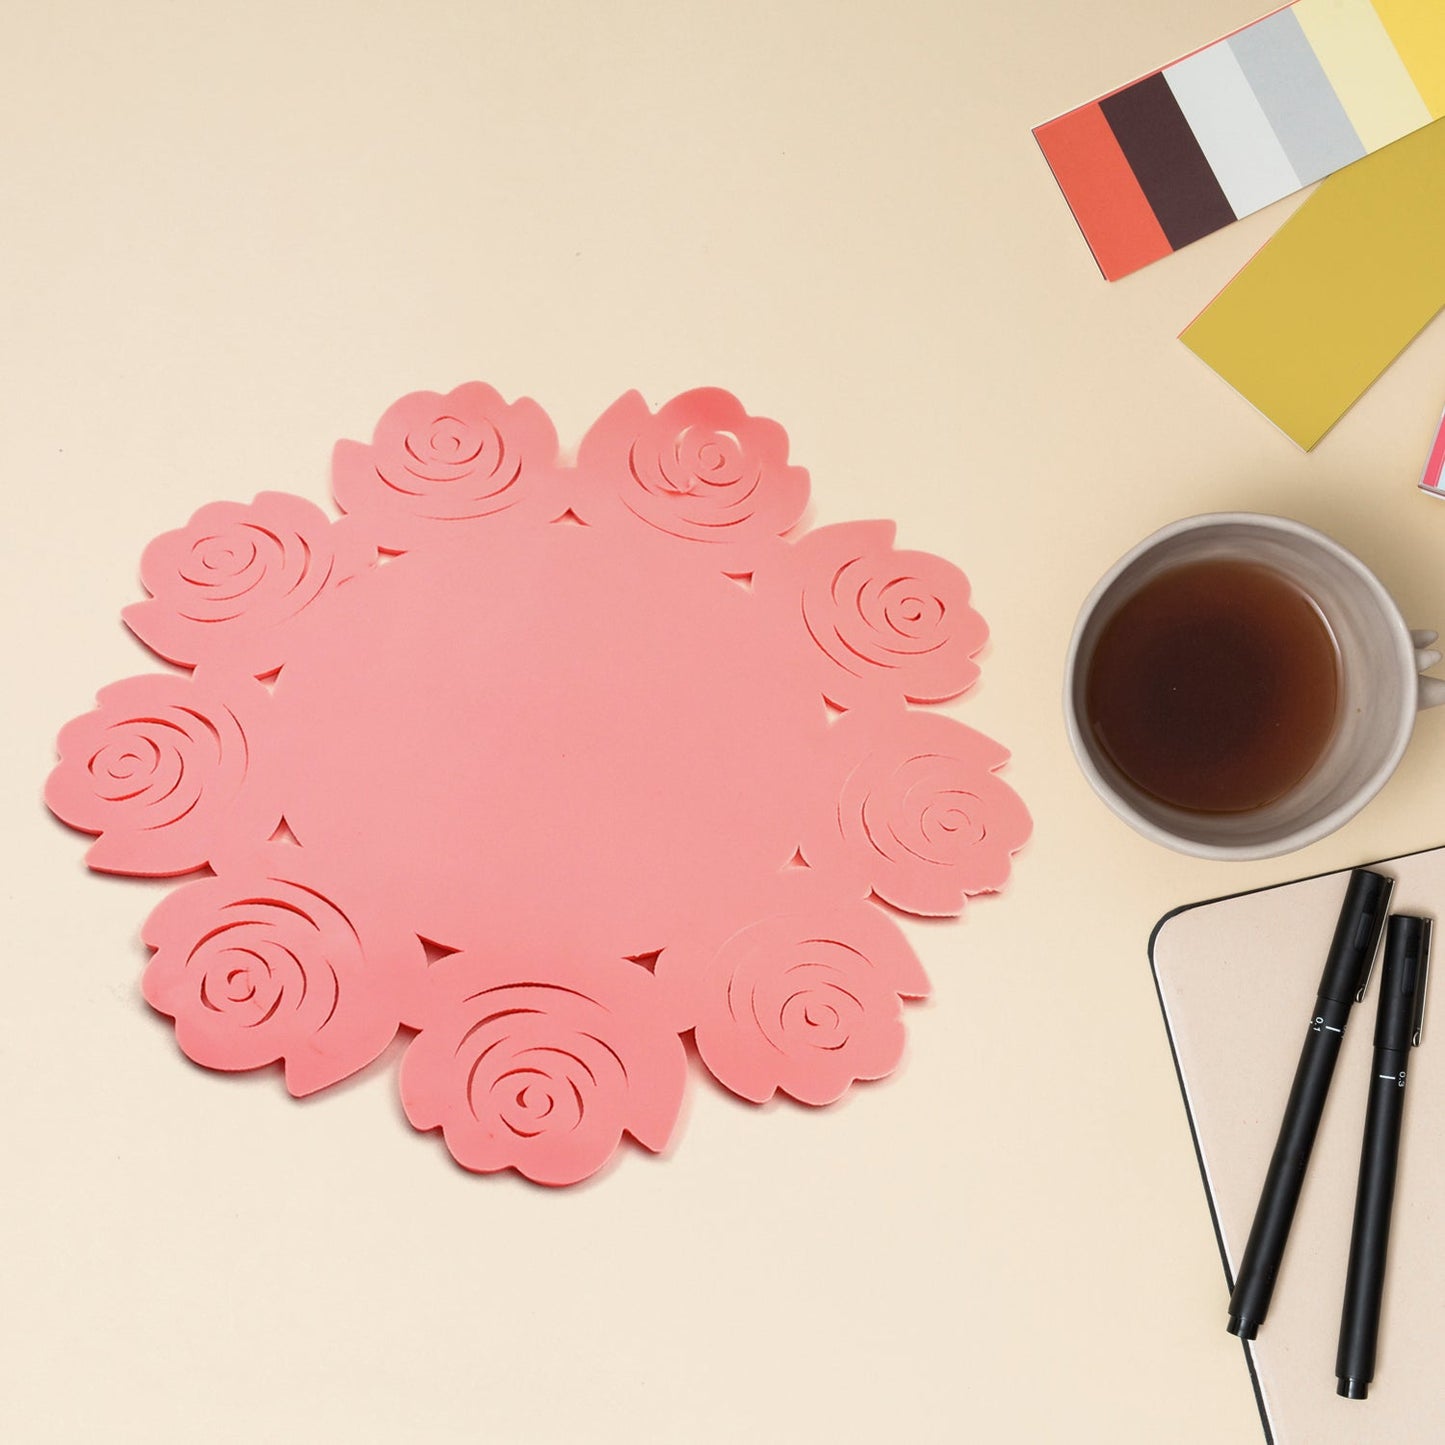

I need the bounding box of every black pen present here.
[1227,868,1394,1340]
[1336,914,1431,1400]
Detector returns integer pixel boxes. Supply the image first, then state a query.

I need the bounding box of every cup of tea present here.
[1064,513,1443,859]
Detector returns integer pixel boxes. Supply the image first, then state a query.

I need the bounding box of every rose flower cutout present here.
[802,708,1032,916]
[658,874,933,1106]
[576,387,809,561]
[331,382,560,549]
[142,854,425,1096]
[123,491,371,678]
[758,519,989,708]
[401,952,687,1187]
[45,673,277,876]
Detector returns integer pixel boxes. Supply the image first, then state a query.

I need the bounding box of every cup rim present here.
[1063,512,1418,861]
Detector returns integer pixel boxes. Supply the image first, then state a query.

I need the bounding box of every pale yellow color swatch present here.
[1294,0,1431,148]
[1182,118,1445,450]
[1373,0,1445,117]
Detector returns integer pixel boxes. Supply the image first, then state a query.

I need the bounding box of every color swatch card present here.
[1181,119,1445,449]
[1035,0,1445,280]
[1421,403,1445,498]
[1153,848,1445,1443]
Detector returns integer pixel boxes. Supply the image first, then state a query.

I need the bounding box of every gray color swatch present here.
[1231,8,1365,186]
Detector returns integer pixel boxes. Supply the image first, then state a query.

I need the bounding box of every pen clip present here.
[1354,943,1378,1004]
[1340,861,1387,999]
[1354,912,1385,1003]
[1410,919,1432,1048]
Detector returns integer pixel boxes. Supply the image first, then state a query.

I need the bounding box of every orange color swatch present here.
[1035,101,1173,281]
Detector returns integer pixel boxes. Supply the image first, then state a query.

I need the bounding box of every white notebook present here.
[1151,847,1444,1445]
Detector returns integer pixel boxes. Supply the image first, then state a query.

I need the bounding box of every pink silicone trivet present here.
[47,383,1031,1186]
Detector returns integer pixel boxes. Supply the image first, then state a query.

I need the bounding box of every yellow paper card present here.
[1372,0,1445,118]
[1181,118,1445,450]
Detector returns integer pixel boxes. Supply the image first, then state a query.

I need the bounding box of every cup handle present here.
[1413,630,1445,710]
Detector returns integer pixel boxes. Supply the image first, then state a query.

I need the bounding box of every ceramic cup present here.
[1064,513,1444,860]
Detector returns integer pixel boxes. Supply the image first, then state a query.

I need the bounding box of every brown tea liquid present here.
[1084,559,1340,814]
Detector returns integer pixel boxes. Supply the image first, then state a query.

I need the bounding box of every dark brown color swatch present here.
[1100,72,1236,251]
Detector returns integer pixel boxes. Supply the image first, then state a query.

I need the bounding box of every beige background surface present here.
[3,2,1443,1441]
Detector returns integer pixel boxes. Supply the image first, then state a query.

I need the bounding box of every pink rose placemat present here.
[46,384,1031,1186]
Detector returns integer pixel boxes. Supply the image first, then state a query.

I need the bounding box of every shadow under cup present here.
[1066,516,1417,859]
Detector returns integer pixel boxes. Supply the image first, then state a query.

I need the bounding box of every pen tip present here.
[1337,1378,1369,1400]
[1226,1314,1258,1340]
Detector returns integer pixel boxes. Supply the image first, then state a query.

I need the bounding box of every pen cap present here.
[1319,869,1394,1003]
[1375,915,1432,1050]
